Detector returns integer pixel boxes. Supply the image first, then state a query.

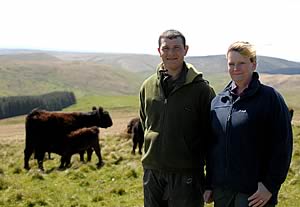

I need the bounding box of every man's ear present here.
[184,45,189,56]
[157,48,162,56]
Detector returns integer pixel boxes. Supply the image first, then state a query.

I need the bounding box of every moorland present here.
[0,49,299,206]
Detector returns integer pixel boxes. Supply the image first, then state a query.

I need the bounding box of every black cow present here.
[127,117,139,134]
[24,106,112,171]
[78,106,98,162]
[127,117,144,155]
[60,126,103,168]
[289,108,294,121]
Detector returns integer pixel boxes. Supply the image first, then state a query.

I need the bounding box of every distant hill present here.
[186,55,300,74]
[0,52,61,62]
[0,49,300,97]
[0,51,146,97]
[50,52,161,74]
[49,52,300,75]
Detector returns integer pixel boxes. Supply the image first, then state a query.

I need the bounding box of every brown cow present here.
[78,106,98,162]
[24,106,112,171]
[127,117,144,155]
[60,126,103,168]
[127,117,140,133]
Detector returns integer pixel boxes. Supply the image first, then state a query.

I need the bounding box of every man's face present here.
[158,37,188,71]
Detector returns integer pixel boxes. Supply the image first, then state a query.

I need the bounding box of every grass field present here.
[0,96,299,207]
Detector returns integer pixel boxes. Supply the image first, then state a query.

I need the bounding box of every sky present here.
[0,0,299,62]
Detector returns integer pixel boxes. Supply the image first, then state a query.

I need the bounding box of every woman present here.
[204,41,293,207]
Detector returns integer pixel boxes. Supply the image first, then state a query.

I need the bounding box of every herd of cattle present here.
[23,106,144,171]
[24,107,112,171]
[23,106,294,171]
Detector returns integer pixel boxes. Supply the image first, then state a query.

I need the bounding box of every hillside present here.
[0,49,300,98]
[0,52,146,97]
[50,51,161,74]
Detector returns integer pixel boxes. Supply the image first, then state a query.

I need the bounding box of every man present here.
[139,29,215,207]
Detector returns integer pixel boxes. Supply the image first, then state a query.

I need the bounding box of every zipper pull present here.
[164,99,167,104]
[227,114,231,122]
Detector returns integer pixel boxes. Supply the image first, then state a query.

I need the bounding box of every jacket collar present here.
[221,72,261,98]
[156,61,203,85]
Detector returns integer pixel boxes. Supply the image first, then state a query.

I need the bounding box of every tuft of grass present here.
[111,188,126,196]
[15,192,23,201]
[113,156,124,165]
[92,195,104,202]
[0,178,9,190]
[67,171,87,180]
[31,172,45,180]
[126,169,138,178]
[12,167,22,174]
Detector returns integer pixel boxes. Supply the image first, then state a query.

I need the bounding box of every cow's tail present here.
[24,111,38,170]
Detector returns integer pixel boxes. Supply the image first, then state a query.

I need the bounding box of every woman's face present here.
[227,51,256,86]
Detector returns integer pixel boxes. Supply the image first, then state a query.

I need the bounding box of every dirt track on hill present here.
[0,110,138,144]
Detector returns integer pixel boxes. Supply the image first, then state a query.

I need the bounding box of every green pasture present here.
[0,96,299,207]
[65,95,139,112]
[0,134,144,207]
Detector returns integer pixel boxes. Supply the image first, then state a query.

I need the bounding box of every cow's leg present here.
[47,152,54,160]
[138,138,144,155]
[93,142,104,167]
[35,151,45,171]
[79,150,85,162]
[131,143,137,155]
[65,155,72,168]
[86,148,93,162]
[60,151,72,169]
[59,155,66,169]
[131,135,138,155]
[24,145,34,170]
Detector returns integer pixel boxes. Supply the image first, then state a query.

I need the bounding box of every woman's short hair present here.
[227,41,256,63]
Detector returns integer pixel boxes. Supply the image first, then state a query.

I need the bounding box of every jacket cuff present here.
[262,179,280,195]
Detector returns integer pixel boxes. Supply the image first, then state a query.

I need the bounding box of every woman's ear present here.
[252,61,257,71]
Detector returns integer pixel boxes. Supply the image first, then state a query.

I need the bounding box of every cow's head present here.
[126,117,140,133]
[93,106,113,128]
[127,123,133,134]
